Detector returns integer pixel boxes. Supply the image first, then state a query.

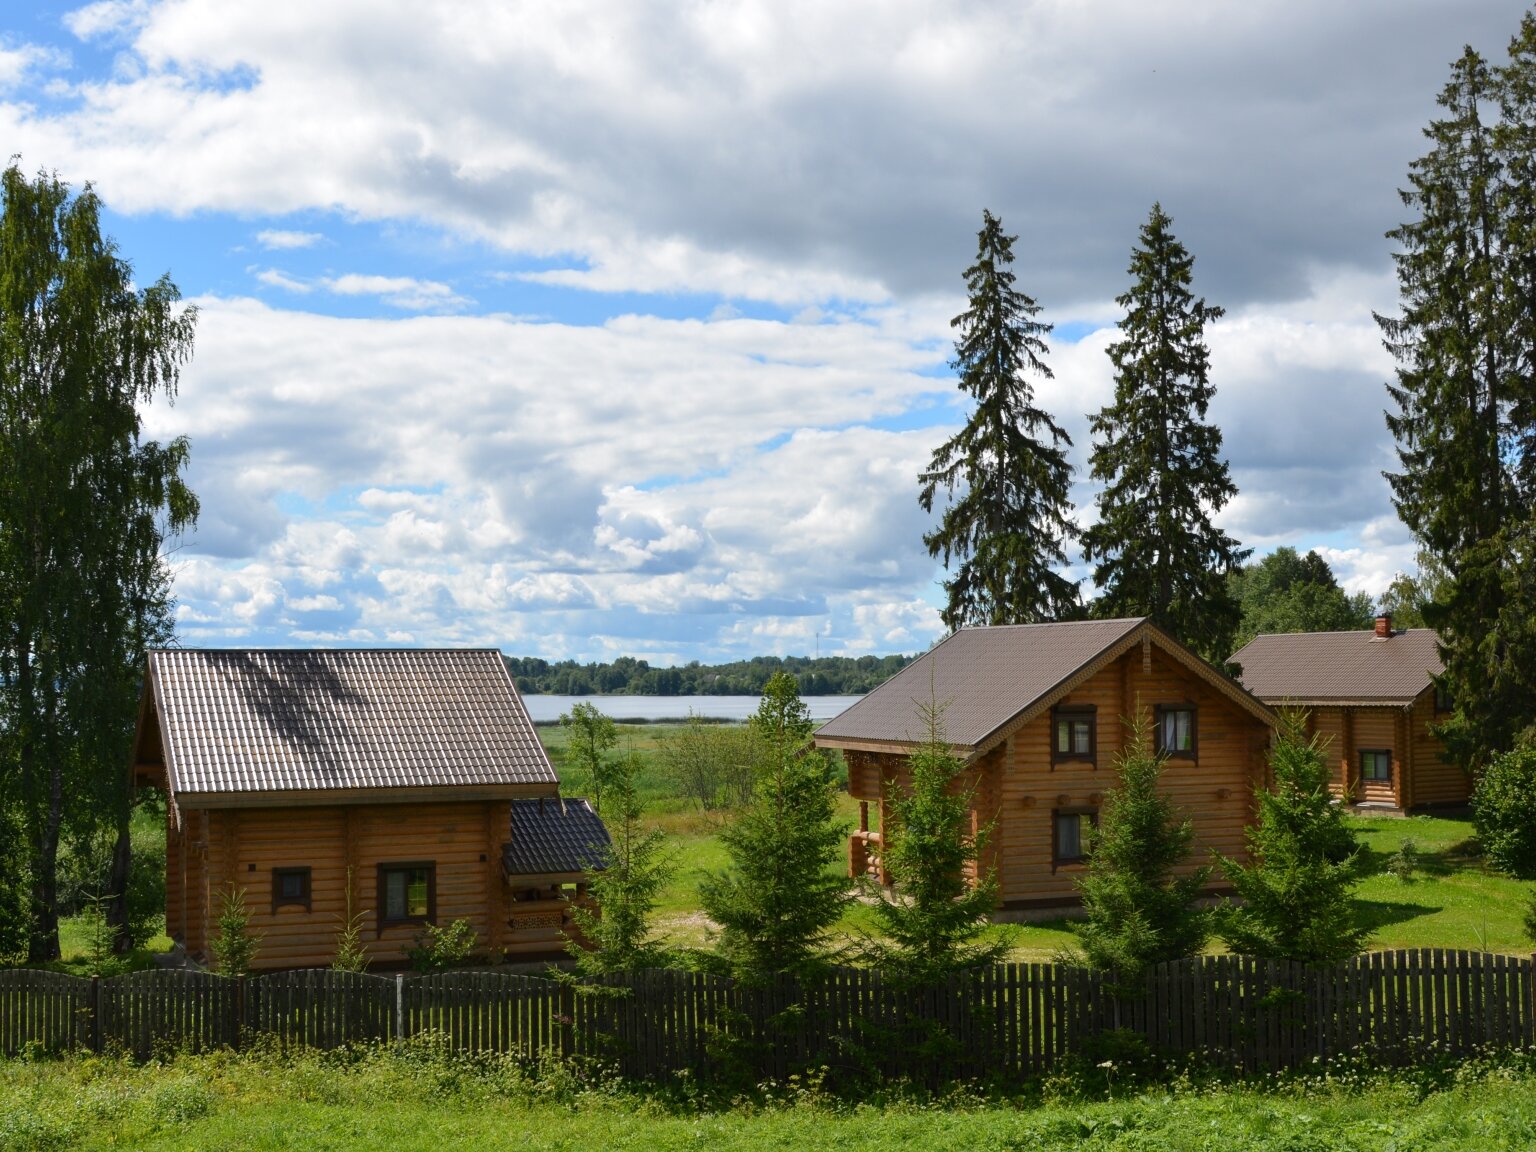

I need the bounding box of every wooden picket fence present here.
[1,950,1532,1079]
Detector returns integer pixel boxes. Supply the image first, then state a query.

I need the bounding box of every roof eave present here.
[175,781,559,810]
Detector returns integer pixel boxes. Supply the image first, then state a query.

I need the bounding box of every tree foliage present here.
[505,653,912,697]
[1228,548,1375,653]
[865,696,1006,985]
[1076,711,1209,989]
[1218,713,1367,964]
[558,702,619,816]
[698,673,850,981]
[211,885,260,977]
[1082,204,1247,660]
[918,209,1079,629]
[656,714,759,811]
[1378,20,1536,772]
[0,164,196,961]
[566,746,673,976]
[1471,743,1536,878]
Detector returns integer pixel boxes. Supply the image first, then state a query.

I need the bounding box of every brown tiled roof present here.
[1229,629,1443,704]
[818,617,1225,755]
[148,648,558,799]
[503,797,611,877]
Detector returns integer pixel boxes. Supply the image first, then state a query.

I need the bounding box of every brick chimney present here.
[1374,613,1393,638]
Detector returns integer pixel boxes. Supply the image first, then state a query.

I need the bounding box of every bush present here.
[212,884,261,976]
[1472,745,1536,877]
[1387,839,1419,883]
[407,918,478,973]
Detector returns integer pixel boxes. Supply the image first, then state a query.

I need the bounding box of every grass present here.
[10,1043,1536,1150]
[537,725,1536,960]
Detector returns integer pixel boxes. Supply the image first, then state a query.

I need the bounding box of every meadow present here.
[7,1039,1536,1151]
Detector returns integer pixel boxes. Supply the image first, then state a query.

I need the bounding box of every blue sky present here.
[0,1,1518,662]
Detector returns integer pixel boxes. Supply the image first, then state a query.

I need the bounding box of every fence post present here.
[89,975,101,1054]
[395,973,405,1045]
[235,975,247,1052]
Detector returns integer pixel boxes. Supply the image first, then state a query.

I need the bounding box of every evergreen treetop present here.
[919,209,1080,630]
[1082,203,1248,661]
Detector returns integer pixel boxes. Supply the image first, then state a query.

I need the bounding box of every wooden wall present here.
[171,800,525,971]
[1307,693,1464,811]
[850,643,1269,910]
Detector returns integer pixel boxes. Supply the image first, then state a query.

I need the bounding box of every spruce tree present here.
[697,673,850,981]
[567,746,673,975]
[1075,711,1209,989]
[919,209,1079,629]
[1379,31,1536,772]
[1218,713,1367,964]
[1082,204,1247,660]
[865,696,1006,984]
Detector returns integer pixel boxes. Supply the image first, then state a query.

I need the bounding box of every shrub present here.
[407,918,478,973]
[1523,889,1536,946]
[1387,839,1419,883]
[1472,744,1536,877]
[332,868,370,973]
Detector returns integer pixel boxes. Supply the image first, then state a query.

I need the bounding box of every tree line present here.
[503,653,912,697]
[923,8,1536,775]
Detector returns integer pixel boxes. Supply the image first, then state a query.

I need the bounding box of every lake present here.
[519,694,863,724]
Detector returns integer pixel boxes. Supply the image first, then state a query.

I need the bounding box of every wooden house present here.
[130,648,611,970]
[813,618,1277,912]
[1230,616,1463,812]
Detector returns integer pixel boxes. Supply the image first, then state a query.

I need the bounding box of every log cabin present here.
[130,648,611,970]
[1230,615,1463,812]
[813,618,1277,912]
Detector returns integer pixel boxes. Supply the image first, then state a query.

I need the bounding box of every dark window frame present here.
[1154,704,1198,760]
[1051,705,1098,767]
[1359,749,1393,783]
[377,861,436,933]
[1052,808,1098,870]
[271,866,312,913]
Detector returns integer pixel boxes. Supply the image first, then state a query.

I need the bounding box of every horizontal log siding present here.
[1409,689,1467,806]
[997,645,1262,906]
[1352,708,1401,807]
[193,802,513,970]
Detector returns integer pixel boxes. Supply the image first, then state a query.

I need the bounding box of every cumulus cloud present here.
[0,1,1520,306]
[321,273,470,311]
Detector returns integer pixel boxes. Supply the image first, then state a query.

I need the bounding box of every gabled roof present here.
[503,797,611,878]
[814,617,1275,759]
[1230,628,1444,705]
[141,648,558,805]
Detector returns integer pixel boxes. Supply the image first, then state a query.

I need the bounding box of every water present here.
[519,694,863,724]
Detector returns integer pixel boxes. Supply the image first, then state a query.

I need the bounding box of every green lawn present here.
[8,1045,1536,1151]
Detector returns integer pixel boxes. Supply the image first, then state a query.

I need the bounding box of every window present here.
[1155,706,1197,758]
[1360,749,1392,783]
[1052,706,1096,765]
[271,867,311,912]
[1434,682,1452,713]
[378,862,435,928]
[1053,809,1097,867]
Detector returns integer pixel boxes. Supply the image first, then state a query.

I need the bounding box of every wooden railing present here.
[1,950,1531,1080]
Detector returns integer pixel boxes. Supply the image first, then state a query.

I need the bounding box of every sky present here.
[0,0,1521,664]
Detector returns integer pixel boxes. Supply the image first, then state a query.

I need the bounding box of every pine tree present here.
[698,673,850,981]
[1082,204,1247,660]
[918,209,1079,629]
[1378,32,1536,772]
[1218,713,1367,964]
[865,696,1007,985]
[1075,711,1209,990]
[558,703,619,815]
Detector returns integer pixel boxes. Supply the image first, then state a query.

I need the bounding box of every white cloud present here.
[0,41,67,90]
[322,273,469,311]
[256,228,323,250]
[3,1,1520,305]
[253,267,310,293]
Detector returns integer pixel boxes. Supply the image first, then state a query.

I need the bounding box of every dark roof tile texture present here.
[1230,629,1443,703]
[815,618,1145,749]
[150,648,557,795]
[503,797,611,876]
